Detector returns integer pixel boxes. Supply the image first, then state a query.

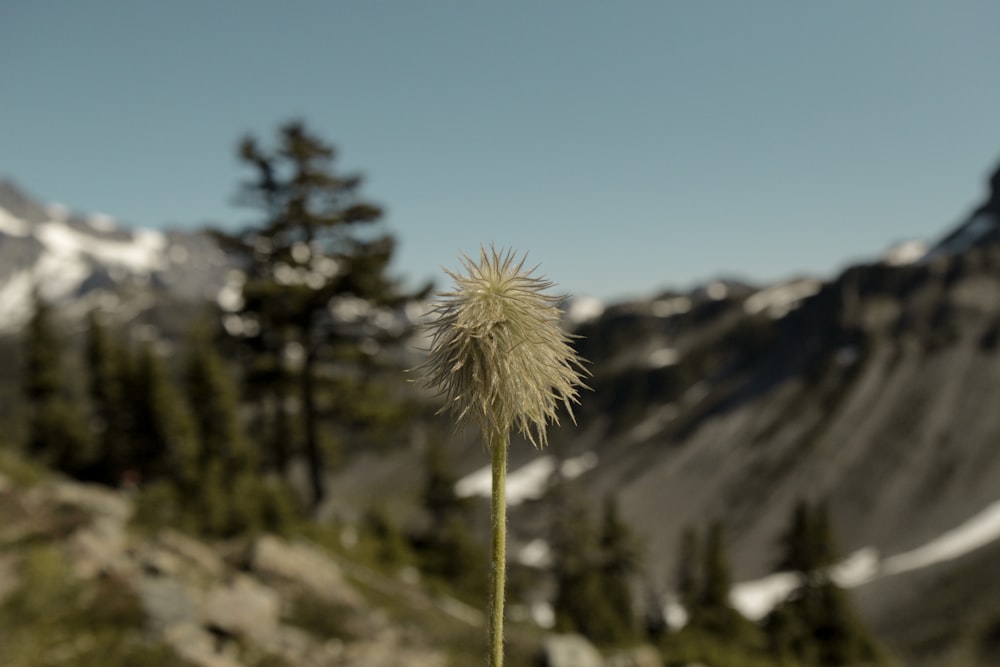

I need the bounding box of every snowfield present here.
[700,496,1000,624]
[455,452,599,505]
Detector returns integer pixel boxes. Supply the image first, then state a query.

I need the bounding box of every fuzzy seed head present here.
[421,246,588,448]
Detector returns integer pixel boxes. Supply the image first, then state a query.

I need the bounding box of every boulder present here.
[137,576,203,631]
[158,529,225,577]
[203,574,281,639]
[67,515,129,577]
[247,535,364,608]
[604,644,664,667]
[163,621,246,667]
[539,634,604,667]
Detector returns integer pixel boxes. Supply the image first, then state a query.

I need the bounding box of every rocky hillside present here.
[0,453,670,667]
[330,161,1000,664]
[524,163,1000,662]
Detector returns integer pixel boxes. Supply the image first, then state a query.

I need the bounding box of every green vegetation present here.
[550,492,641,647]
[410,440,487,601]
[0,545,189,667]
[662,505,891,667]
[763,499,889,667]
[217,120,425,510]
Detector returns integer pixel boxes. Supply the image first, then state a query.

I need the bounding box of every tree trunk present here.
[302,343,325,511]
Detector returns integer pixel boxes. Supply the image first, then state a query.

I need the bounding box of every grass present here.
[0,544,191,667]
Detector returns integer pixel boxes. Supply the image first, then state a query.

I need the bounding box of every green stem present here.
[489,430,508,667]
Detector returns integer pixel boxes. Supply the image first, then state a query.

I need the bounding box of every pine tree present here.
[221,120,421,510]
[84,311,129,484]
[24,293,61,414]
[183,330,297,537]
[700,521,732,615]
[23,294,94,474]
[127,342,200,484]
[414,440,484,597]
[663,520,766,666]
[765,498,888,666]
[597,496,639,644]
[551,503,612,639]
[548,490,627,645]
[185,331,255,472]
[676,524,702,617]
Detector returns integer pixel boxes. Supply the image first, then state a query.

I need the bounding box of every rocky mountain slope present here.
[0,453,669,667]
[0,180,231,336]
[5,161,1000,664]
[499,161,1000,662]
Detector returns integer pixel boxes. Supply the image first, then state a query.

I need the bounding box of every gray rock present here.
[248,535,364,608]
[138,576,203,631]
[203,574,281,639]
[67,515,128,578]
[604,644,664,667]
[540,634,604,667]
[163,621,245,667]
[159,528,225,577]
[46,479,132,522]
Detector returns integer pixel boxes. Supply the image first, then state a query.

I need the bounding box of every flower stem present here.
[489,430,508,667]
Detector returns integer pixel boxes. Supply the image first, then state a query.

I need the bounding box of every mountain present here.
[530,161,1000,661]
[0,180,231,336]
[330,161,1000,664]
[5,163,1000,664]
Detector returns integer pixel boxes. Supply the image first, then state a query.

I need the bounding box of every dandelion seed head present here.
[421,245,588,448]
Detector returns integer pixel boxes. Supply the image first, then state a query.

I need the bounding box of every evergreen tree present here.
[765,498,888,666]
[23,294,94,474]
[662,520,766,666]
[676,524,702,617]
[699,521,732,617]
[185,331,255,472]
[548,491,630,645]
[183,331,298,537]
[414,440,484,597]
[362,503,411,569]
[597,496,639,644]
[551,502,613,640]
[127,342,200,483]
[84,311,129,484]
[221,120,422,510]
[25,293,61,414]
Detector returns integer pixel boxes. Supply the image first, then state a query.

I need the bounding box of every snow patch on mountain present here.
[0,206,30,237]
[455,452,599,505]
[517,538,552,568]
[85,212,118,232]
[673,496,1000,625]
[564,295,605,324]
[882,239,928,266]
[36,221,166,275]
[0,269,36,328]
[744,279,822,318]
[0,194,233,333]
[651,296,691,317]
[648,347,680,368]
[880,496,1000,576]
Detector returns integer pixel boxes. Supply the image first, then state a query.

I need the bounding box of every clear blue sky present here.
[2,2,999,301]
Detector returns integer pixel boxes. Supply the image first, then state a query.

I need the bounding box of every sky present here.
[2,2,1000,302]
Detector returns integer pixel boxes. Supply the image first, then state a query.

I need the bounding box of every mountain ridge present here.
[5,162,1000,664]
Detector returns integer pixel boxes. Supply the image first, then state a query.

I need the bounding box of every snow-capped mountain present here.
[0,180,230,333]
[924,163,1000,261]
[6,161,1000,663]
[321,157,1000,664]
